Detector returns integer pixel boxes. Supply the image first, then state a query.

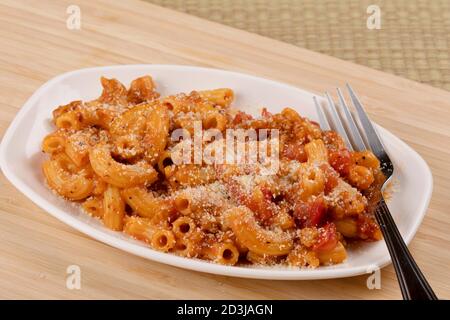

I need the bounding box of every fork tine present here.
[336,88,367,151]
[324,92,353,150]
[346,84,385,156]
[313,96,331,131]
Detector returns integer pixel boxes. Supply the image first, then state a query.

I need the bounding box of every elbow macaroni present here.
[224,206,293,256]
[41,75,384,268]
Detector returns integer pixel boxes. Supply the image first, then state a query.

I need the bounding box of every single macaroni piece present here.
[172,216,196,238]
[201,241,240,265]
[173,237,198,258]
[198,88,234,108]
[42,130,67,154]
[151,229,176,252]
[103,184,125,231]
[224,206,294,256]
[42,75,384,268]
[124,215,176,252]
[121,186,173,222]
[82,196,104,219]
[305,139,328,163]
[89,144,158,188]
[42,155,93,200]
[124,216,154,242]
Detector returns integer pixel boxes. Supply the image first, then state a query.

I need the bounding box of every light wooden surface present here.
[0,0,449,300]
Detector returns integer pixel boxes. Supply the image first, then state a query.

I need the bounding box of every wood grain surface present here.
[0,0,449,299]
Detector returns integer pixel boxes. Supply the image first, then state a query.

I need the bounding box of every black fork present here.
[313,85,437,300]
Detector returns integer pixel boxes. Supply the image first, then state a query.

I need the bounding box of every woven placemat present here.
[144,0,450,91]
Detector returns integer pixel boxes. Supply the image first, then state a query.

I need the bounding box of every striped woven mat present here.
[144,0,450,91]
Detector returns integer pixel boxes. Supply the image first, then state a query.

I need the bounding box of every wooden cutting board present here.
[0,0,449,299]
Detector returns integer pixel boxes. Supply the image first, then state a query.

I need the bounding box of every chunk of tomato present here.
[260,186,273,202]
[294,196,327,227]
[328,149,352,176]
[320,163,339,193]
[312,223,338,252]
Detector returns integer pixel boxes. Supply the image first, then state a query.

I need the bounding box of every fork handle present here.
[375,199,437,300]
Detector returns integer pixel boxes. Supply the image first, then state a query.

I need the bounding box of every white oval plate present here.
[0,65,433,280]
